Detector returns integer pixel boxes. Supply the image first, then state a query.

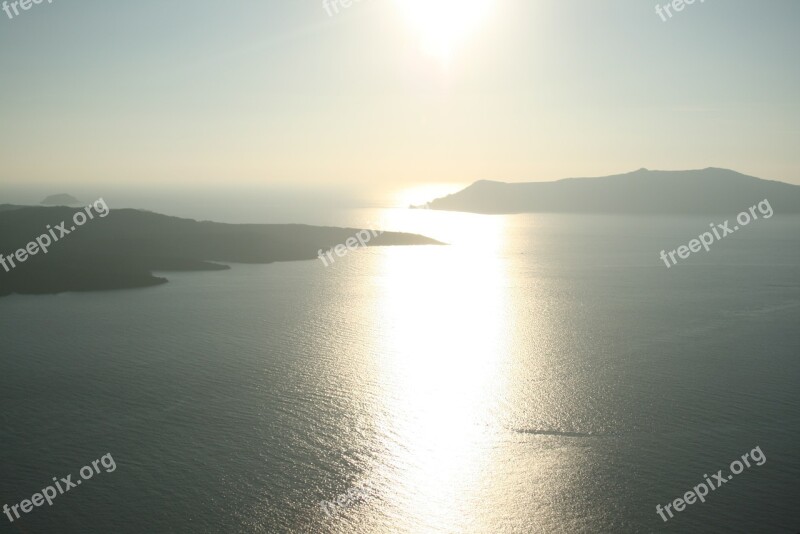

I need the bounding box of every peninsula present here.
[0,206,442,297]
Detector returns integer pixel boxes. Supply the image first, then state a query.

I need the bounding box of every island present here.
[40,194,82,206]
[0,206,443,297]
[423,168,800,215]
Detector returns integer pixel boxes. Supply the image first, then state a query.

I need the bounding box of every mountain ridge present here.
[0,206,443,297]
[424,168,800,214]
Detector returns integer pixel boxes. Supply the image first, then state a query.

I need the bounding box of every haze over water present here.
[2,0,800,532]
[2,208,798,533]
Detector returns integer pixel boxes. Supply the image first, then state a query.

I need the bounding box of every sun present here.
[395,0,493,62]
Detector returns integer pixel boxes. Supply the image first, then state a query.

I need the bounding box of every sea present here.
[1,202,799,533]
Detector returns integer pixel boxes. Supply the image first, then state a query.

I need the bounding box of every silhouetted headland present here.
[0,206,442,297]
[423,168,800,214]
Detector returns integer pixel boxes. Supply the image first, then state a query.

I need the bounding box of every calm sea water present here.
[1,210,799,533]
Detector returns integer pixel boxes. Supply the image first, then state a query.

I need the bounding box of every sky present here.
[1,0,799,192]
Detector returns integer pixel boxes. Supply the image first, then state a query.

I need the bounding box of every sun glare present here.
[395,0,493,61]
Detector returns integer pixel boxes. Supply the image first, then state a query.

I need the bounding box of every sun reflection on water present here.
[367,209,512,531]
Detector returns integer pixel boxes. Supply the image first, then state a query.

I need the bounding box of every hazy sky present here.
[1,0,799,189]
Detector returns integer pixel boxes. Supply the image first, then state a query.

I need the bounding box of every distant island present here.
[0,206,442,297]
[423,168,800,214]
[40,194,81,206]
